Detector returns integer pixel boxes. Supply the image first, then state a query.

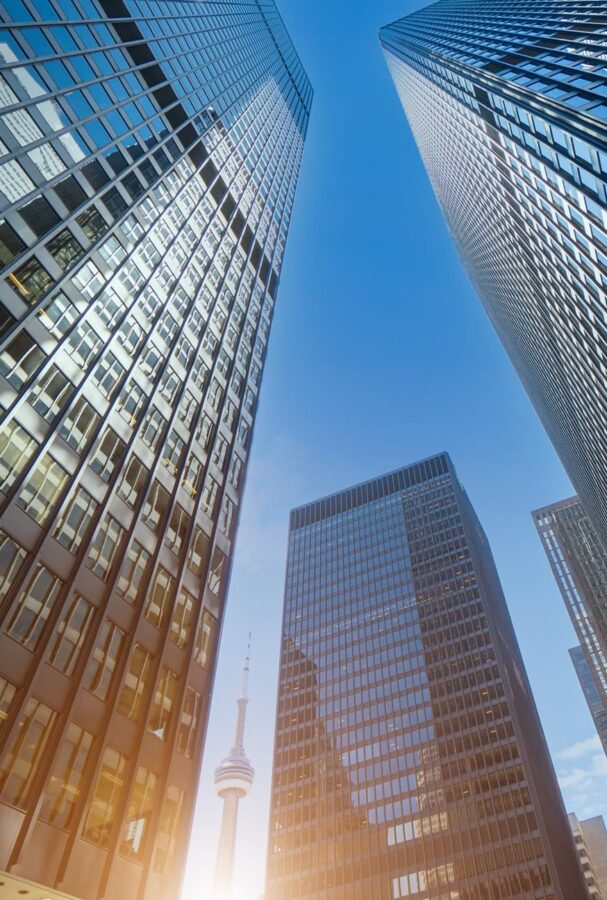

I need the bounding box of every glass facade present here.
[266,454,585,900]
[0,2,311,898]
[380,1,607,547]
[533,497,607,757]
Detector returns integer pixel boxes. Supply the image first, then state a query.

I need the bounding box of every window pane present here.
[121,765,158,859]
[144,566,174,629]
[154,784,185,873]
[53,487,98,552]
[17,452,69,524]
[83,620,124,701]
[0,531,27,602]
[83,746,126,846]
[6,564,63,651]
[50,594,94,676]
[0,698,56,807]
[0,420,38,492]
[148,667,178,741]
[116,540,150,604]
[40,722,93,829]
[169,588,194,650]
[177,686,201,758]
[0,676,17,731]
[118,644,153,721]
[194,610,216,668]
[87,517,124,580]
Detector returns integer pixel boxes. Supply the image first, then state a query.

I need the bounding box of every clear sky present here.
[182,2,607,898]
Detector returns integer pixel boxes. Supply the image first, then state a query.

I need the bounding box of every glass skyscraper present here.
[0,2,310,898]
[533,497,607,756]
[380,1,607,547]
[266,454,585,900]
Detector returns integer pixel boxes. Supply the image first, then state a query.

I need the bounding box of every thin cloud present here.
[556,735,602,760]
[555,734,607,820]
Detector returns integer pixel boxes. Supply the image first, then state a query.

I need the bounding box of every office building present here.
[380,1,607,546]
[533,498,607,755]
[266,454,585,899]
[569,813,607,899]
[0,2,311,898]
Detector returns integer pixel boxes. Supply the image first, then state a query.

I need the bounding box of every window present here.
[76,206,108,242]
[6,565,63,651]
[228,455,242,490]
[116,540,150,604]
[0,330,46,388]
[159,367,180,403]
[121,766,158,859]
[144,567,174,629]
[196,415,213,451]
[59,397,99,452]
[83,620,125,701]
[17,453,69,524]
[141,407,166,452]
[218,496,234,537]
[28,365,73,421]
[90,428,125,481]
[40,722,93,829]
[187,527,209,578]
[0,531,27,601]
[6,256,54,304]
[200,476,219,517]
[53,487,98,553]
[0,676,16,730]
[148,667,178,741]
[182,454,202,496]
[118,644,153,721]
[83,746,127,846]
[117,380,145,427]
[0,698,56,808]
[117,455,148,508]
[177,687,202,758]
[194,610,216,668]
[91,352,124,399]
[67,322,103,368]
[142,481,169,533]
[47,229,84,271]
[87,517,124,580]
[38,292,78,337]
[169,587,195,650]
[154,785,185,873]
[165,505,187,555]
[50,594,95,676]
[163,430,185,475]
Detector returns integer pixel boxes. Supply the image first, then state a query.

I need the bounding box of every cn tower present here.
[212,638,255,899]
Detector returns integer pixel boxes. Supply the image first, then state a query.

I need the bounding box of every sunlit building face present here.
[0,1,311,898]
[266,455,585,899]
[380,1,607,549]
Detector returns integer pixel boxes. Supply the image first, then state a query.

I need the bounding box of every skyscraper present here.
[266,454,585,899]
[569,813,607,899]
[0,3,311,898]
[380,1,607,546]
[533,497,607,755]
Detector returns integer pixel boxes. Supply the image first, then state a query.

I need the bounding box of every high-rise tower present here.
[380,1,607,547]
[266,454,586,899]
[0,2,311,899]
[533,497,607,755]
[213,641,254,899]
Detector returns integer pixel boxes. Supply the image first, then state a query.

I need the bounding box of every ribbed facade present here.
[0,2,310,899]
[380,0,607,547]
[533,497,607,757]
[266,454,585,899]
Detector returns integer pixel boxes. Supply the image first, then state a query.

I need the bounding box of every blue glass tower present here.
[381,1,607,547]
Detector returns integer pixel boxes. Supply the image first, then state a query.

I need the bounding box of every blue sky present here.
[183,2,607,897]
